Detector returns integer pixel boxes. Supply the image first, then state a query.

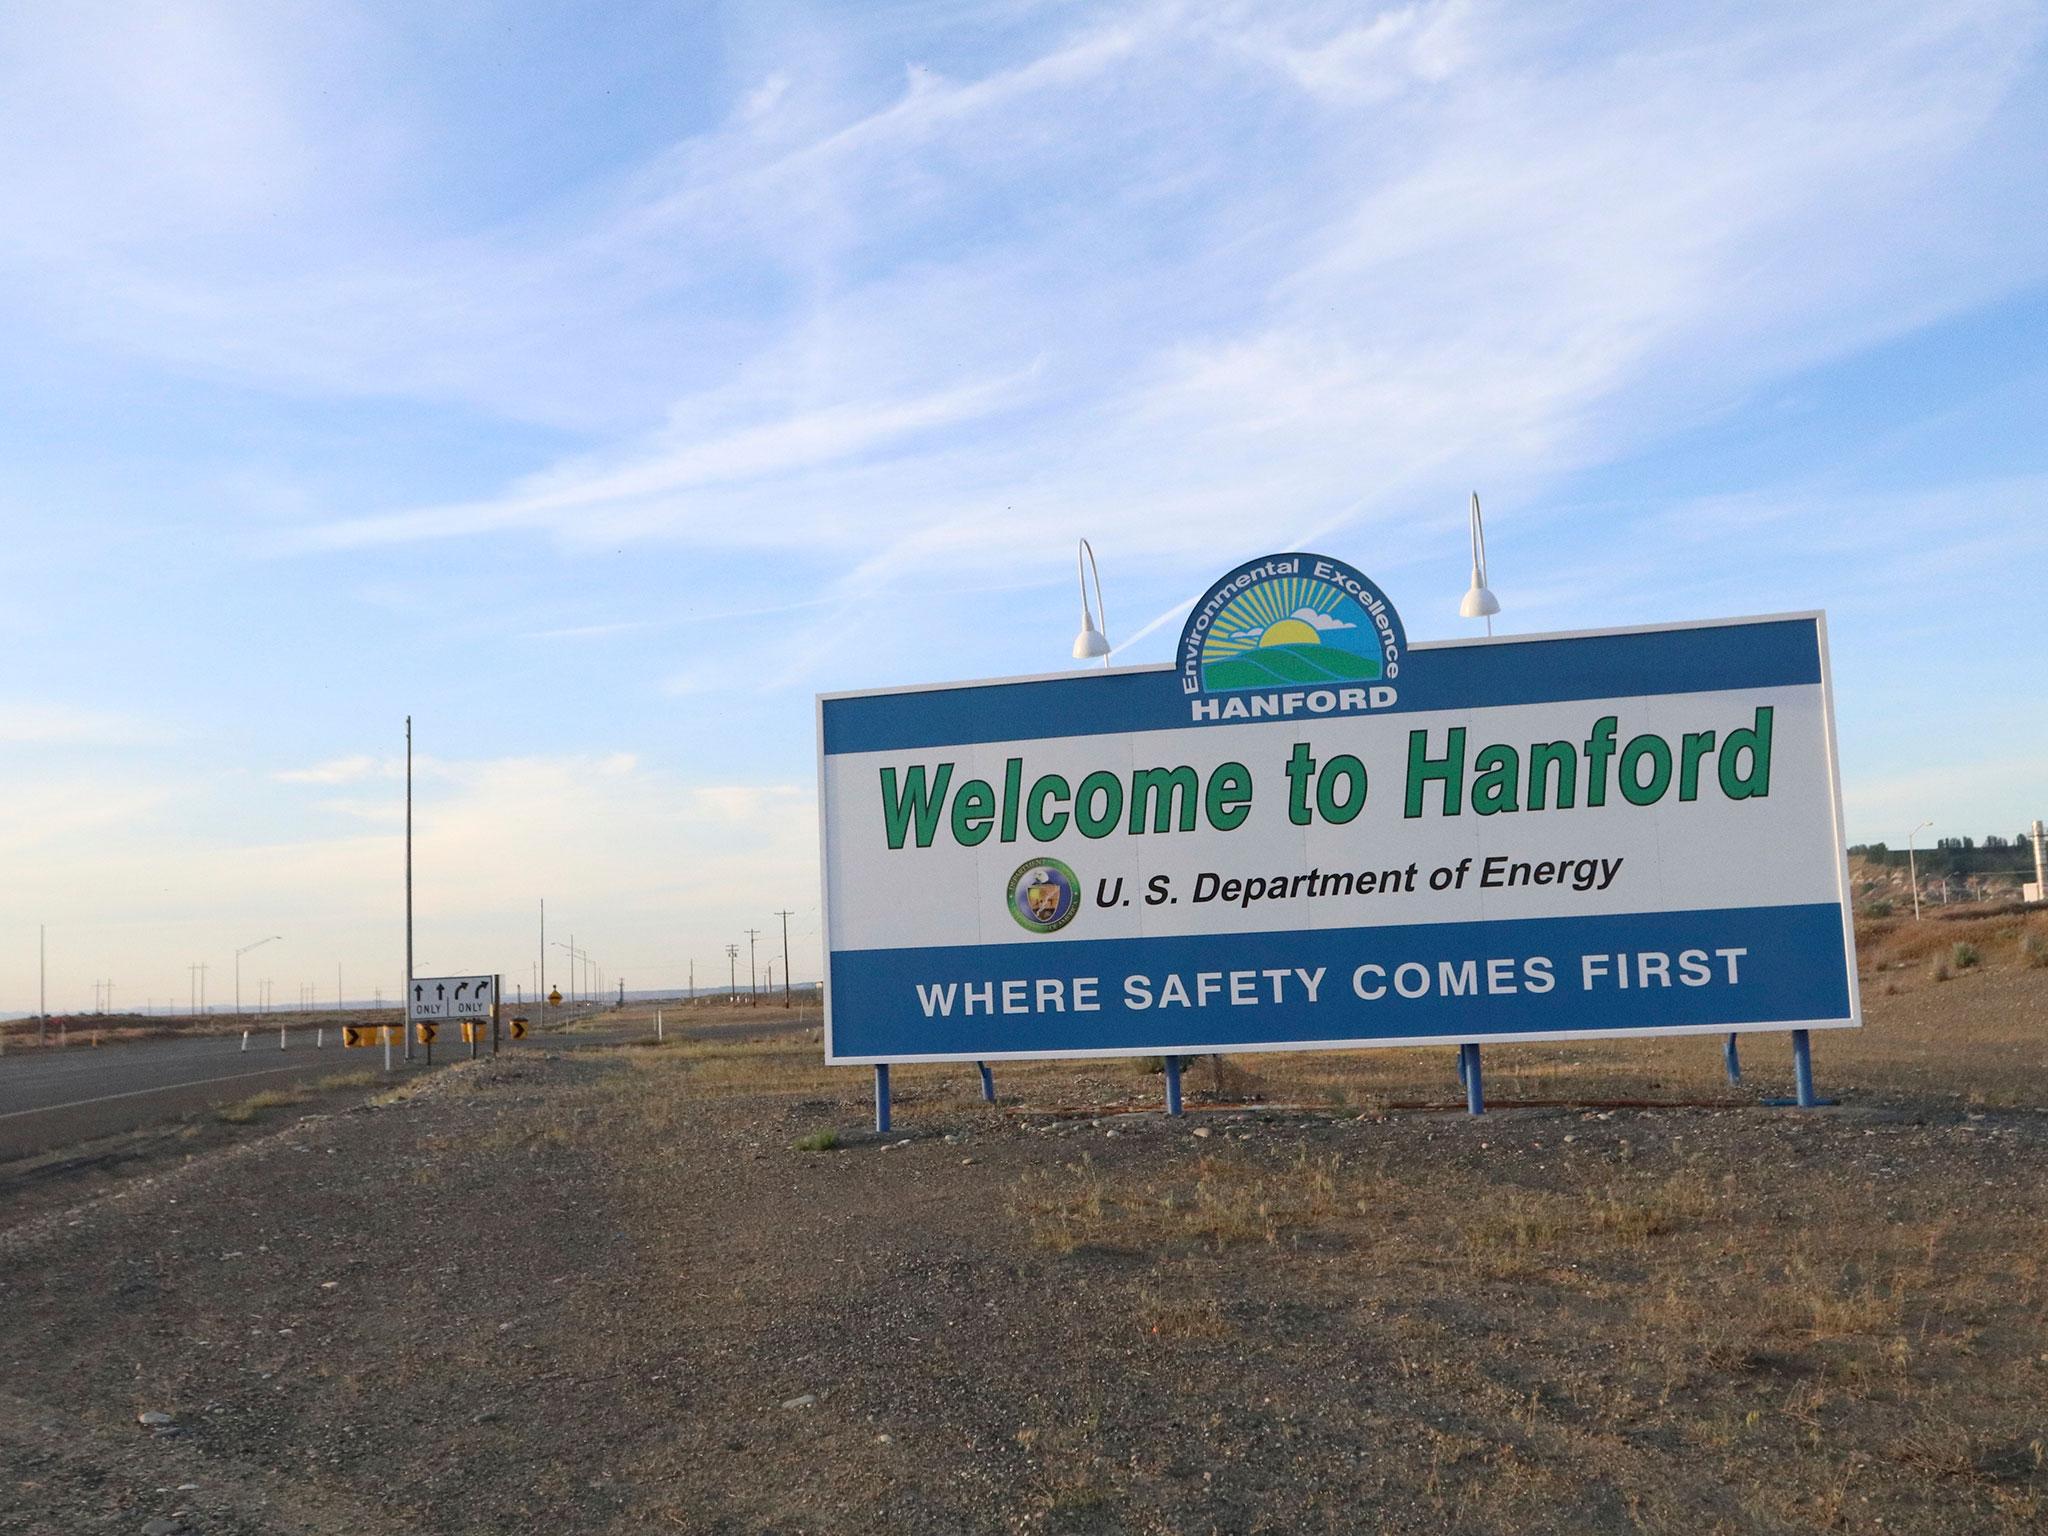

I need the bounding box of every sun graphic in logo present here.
[1199,574,1382,691]
[1257,615,1322,648]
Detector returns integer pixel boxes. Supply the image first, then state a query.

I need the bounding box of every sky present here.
[4,0,2047,1014]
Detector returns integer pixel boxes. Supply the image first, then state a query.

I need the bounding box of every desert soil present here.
[2,915,2045,1535]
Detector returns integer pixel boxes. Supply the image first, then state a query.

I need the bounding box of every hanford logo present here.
[1177,552,1405,723]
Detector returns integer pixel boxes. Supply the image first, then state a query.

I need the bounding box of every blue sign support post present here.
[874,1063,891,1134]
[1461,1043,1485,1115]
[1724,1033,1742,1084]
[976,1061,995,1102]
[1792,1029,1815,1108]
[1164,1054,1183,1117]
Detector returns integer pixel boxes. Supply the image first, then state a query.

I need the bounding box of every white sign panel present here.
[818,554,1856,1065]
[410,974,495,1021]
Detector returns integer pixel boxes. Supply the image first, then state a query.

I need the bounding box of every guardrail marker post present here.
[1462,1043,1484,1115]
[1724,1033,1741,1084]
[316,1026,324,1048]
[874,1064,891,1134]
[240,1030,249,1052]
[279,1025,287,1051]
[1792,1029,1815,1108]
[976,1061,994,1102]
[1164,1054,1183,1117]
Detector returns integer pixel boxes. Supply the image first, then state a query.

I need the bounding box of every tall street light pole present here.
[1907,821,1934,920]
[235,935,283,1015]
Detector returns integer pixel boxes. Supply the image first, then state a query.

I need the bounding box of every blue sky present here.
[5,0,2047,1013]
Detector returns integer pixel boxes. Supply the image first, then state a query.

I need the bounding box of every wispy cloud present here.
[275,754,386,785]
[0,703,157,746]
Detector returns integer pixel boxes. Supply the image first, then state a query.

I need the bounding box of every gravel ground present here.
[3,961,2046,1535]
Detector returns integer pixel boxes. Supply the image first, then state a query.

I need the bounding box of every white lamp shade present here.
[1459,583,1501,619]
[1072,620,1112,659]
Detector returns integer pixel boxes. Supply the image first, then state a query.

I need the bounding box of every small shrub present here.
[1929,957,1951,983]
[792,1128,840,1153]
[1861,899,1893,918]
[2021,931,2048,969]
[1950,942,1980,971]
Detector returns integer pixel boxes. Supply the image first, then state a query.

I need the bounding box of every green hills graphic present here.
[1203,643,1382,690]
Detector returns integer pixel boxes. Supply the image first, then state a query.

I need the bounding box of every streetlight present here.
[235,935,283,1015]
[1459,491,1501,636]
[1071,539,1111,664]
[551,942,590,1007]
[1907,821,1933,920]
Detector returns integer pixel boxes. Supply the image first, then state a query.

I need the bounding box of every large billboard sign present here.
[817,553,1857,1065]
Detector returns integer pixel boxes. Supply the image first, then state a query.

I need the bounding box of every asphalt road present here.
[0,1008,816,1163]
[0,1025,539,1161]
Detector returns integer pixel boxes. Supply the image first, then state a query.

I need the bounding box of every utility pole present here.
[198,962,209,1014]
[38,924,46,1047]
[1907,820,1933,921]
[775,910,794,1005]
[188,963,199,1018]
[725,943,739,1001]
[539,898,547,1036]
[745,928,761,1005]
[404,714,415,1062]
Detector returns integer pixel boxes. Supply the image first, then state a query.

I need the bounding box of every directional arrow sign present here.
[410,974,495,1021]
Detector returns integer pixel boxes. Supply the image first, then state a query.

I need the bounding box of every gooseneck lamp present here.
[1460,491,1501,636]
[1072,538,1111,664]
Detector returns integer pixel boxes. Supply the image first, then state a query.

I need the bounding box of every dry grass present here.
[1014,1149,1379,1253]
[316,1069,378,1091]
[215,1087,307,1123]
